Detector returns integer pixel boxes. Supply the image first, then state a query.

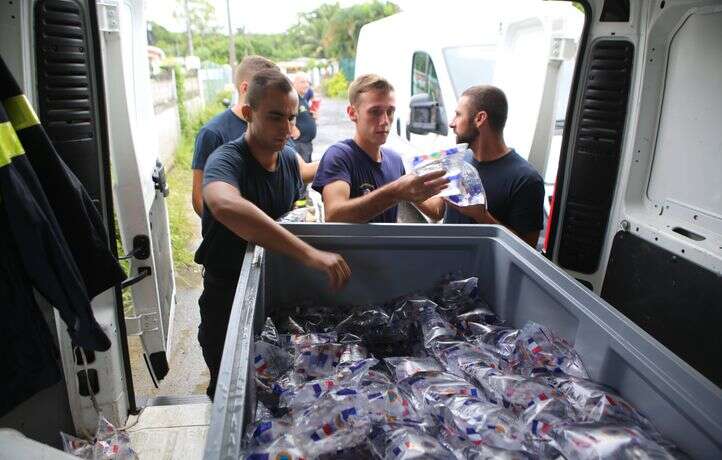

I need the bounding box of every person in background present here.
[291,72,317,163]
[196,69,351,399]
[417,85,545,247]
[191,56,317,217]
[312,74,448,223]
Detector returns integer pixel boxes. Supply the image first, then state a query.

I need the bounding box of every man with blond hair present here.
[312,74,447,223]
[191,55,316,216]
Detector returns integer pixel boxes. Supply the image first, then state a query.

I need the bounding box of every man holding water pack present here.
[419,85,545,247]
[312,74,448,223]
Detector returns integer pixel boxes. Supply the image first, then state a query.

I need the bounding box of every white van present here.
[1,0,720,458]
[355,1,584,219]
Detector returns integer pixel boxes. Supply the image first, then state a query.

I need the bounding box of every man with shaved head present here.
[191,56,316,216]
[196,69,350,399]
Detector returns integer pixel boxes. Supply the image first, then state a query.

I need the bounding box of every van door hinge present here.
[125,312,160,336]
[97,0,120,33]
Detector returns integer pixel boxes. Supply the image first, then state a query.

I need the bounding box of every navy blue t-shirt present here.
[194,137,303,273]
[191,109,247,171]
[312,139,406,223]
[445,149,544,235]
[295,95,317,144]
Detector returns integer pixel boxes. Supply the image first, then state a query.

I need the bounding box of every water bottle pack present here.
[241,277,681,459]
[412,144,486,207]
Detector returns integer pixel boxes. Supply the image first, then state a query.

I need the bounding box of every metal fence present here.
[199,64,233,105]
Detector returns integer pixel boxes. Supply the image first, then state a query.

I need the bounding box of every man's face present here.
[246,88,298,152]
[293,77,309,95]
[349,90,395,147]
[450,95,480,145]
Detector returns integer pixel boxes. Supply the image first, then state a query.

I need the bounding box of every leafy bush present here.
[322,72,349,99]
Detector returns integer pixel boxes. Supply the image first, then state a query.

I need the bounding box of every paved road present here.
[310,97,355,161]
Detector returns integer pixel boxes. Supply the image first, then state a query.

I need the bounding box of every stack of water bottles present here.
[412,144,486,207]
[244,276,682,459]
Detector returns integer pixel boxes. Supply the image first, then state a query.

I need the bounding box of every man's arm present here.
[192,170,204,217]
[322,171,448,223]
[444,200,539,247]
[204,181,351,289]
[191,128,223,217]
[296,153,319,184]
[415,196,446,221]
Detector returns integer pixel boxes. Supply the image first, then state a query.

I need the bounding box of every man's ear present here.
[347,104,358,123]
[474,110,488,129]
[239,81,249,95]
[241,104,253,123]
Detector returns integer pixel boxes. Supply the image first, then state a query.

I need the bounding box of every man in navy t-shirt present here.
[312,74,447,223]
[417,85,544,247]
[291,73,317,162]
[191,56,317,217]
[196,69,350,399]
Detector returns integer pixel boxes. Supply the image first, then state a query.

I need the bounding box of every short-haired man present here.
[196,69,351,399]
[312,74,447,223]
[419,85,545,247]
[191,55,317,217]
[291,73,317,163]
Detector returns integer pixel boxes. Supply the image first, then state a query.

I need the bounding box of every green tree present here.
[149,1,398,64]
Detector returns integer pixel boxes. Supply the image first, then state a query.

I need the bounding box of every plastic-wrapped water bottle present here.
[412,145,486,207]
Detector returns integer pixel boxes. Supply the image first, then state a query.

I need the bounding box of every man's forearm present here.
[474,210,501,226]
[214,198,314,262]
[416,197,446,221]
[325,182,400,223]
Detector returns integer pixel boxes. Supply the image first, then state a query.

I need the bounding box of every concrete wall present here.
[150,67,230,166]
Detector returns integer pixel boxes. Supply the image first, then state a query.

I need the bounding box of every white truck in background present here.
[355,1,584,219]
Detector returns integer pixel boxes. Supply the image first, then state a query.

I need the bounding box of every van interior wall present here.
[599,2,722,387]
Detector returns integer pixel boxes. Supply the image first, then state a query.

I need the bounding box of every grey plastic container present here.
[203,224,722,459]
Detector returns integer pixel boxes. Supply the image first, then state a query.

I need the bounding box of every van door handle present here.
[121,266,152,290]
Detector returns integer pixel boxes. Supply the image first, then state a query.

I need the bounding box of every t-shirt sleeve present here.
[286,148,305,201]
[192,127,222,171]
[311,145,352,193]
[506,174,545,235]
[203,147,242,191]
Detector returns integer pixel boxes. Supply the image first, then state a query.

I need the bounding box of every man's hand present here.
[444,198,488,223]
[395,170,449,203]
[304,249,351,290]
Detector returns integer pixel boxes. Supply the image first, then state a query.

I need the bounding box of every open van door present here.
[547,0,722,389]
[97,0,176,386]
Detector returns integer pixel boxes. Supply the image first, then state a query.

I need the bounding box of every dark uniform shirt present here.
[295,95,317,144]
[192,108,247,171]
[312,139,406,223]
[444,149,545,236]
[194,136,303,274]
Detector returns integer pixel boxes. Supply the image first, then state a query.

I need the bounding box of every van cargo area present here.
[204,224,722,459]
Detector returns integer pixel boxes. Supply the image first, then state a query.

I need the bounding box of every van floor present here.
[126,402,211,459]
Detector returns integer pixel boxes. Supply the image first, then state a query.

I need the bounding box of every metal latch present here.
[97,0,119,33]
[152,160,170,197]
[121,266,152,290]
[119,235,151,261]
[124,312,160,336]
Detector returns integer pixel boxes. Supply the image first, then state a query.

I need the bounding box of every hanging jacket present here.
[0,55,126,299]
[0,209,63,416]
[0,103,110,352]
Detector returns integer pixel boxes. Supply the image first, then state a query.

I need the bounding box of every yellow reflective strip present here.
[3,95,40,131]
[0,121,25,167]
